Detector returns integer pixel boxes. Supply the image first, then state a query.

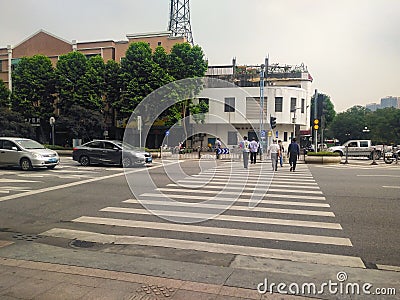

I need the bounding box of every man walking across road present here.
[239,136,250,169]
[249,137,259,164]
[278,140,284,167]
[267,139,280,171]
[288,138,300,172]
[215,137,222,159]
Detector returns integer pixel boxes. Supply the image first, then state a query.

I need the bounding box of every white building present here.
[190,60,313,151]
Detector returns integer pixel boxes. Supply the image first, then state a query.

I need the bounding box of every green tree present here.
[116,42,173,118]
[0,79,10,108]
[56,105,105,142]
[366,107,400,144]
[10,55,56,141]
[328,106,370,143]
[310,93,336,128]
[0,108,35,138]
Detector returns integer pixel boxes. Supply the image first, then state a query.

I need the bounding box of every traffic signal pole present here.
[314,89,318,152]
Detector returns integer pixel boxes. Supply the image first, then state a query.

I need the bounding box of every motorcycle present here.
[384,148,400,164]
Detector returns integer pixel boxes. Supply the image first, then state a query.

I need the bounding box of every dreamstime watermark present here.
[122,77,273,224]
[257,272,397,296]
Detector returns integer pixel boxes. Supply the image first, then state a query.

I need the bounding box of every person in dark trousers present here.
[278,140,284,167]
[288,138,300,172]
[215,137,222,159]
[249,137,259,164]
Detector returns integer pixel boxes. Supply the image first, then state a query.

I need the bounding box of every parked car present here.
[0,137,59,171]
[72,140,152,167]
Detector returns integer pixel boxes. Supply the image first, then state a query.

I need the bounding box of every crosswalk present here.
[0,159,123,197]
[41,161,365,269]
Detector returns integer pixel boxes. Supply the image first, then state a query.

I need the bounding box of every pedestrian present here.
[288,138,300,172]
[239,136,250,168]
[249,137,259,164]
[267,140,280,171]
[278,140,284,167]
[215,137,222,159]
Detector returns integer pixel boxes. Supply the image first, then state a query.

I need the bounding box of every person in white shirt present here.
[239,136,250,169]
[249,137,260,164]
[267,139,281,171]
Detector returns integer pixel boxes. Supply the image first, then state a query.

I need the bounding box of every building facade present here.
[0,29,185,89]
[186,61,313,151]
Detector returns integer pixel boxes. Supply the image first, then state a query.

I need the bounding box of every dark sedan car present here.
[72,140,152,167]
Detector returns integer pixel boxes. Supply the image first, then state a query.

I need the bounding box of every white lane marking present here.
[42,228,364,268]
[0,162,178,202]
[157,187,323,196]
[167,183,321,191]
[73,216,351,246]
[376,264,400,272]
[0,186,32,192]
[358,175,400,177]
[100,207,341,229]
[138,193,330,207]
[0,178,41,183]
[124,199,334,217]
[155,189,326,201]
[382,186,400,189]
[178,178,318,185]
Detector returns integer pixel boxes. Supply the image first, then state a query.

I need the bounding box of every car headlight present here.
[33,153,43,159]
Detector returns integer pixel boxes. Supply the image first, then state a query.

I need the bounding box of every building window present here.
[224,97,235,112]
[290,97,297,112]
[246,97,267,119]
[284,132,288,142]
[275,97,283,112]
[158,41,162,46]
[301,98,305,113]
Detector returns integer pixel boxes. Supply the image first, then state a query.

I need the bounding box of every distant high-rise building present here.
[366,103,380,111]
[381,96,400,109]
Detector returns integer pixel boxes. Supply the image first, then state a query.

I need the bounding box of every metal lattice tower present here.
[168,0,194,45]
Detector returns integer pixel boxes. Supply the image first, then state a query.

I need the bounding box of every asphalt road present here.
[0,157,399,271]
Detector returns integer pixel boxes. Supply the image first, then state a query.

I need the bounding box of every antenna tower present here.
[168,0,194,45]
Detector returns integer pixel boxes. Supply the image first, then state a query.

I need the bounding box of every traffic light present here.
[313,119,319,130]
[270,116,277,129]
[317,94,324,119]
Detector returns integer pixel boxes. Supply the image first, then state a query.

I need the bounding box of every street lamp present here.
[49,117,56,146]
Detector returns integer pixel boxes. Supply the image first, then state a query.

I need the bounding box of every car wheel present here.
[79,155,90,166]
[20,158,32,171]
[122,157,132,168]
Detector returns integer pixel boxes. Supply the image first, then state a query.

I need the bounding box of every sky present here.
[1,0,399,112]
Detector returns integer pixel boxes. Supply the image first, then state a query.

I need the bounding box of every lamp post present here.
[49,117,55,146]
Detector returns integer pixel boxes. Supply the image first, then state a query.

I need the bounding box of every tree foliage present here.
[0,108,35,138]
[327,105,400,144]
[56,105,105,142]
[11,55,56,119]
[310,93,336,128]
[56,52,104,112]
[0,79,10,108]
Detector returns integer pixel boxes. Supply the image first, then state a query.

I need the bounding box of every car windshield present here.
[15,139,45,149]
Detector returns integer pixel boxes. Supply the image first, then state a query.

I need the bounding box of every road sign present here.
[217,148,230,155]
[165,130,170,136]
[261,130,266,137]
[276,131,279,138]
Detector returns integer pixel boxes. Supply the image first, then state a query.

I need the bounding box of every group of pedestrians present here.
[238,136,300,172]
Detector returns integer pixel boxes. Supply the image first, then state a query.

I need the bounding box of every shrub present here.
[306,151,340,156]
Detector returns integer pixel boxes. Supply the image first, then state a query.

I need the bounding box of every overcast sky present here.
[1,0,399,112]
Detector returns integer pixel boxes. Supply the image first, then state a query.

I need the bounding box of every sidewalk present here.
[0,256,307,300]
